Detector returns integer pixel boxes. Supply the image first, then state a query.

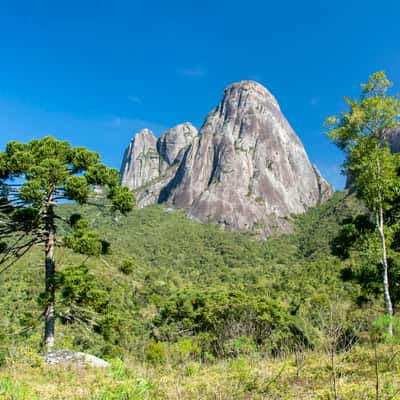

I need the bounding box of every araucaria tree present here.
[325,71,400,336]
[0,137,134,348]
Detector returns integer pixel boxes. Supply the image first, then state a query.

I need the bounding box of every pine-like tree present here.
[0,136,134,348]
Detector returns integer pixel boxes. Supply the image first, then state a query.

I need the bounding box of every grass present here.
[1,344,400,399]
[0,191,389,398]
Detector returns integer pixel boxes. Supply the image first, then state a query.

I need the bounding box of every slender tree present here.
[0,136,134,348]
[325,71,400,336]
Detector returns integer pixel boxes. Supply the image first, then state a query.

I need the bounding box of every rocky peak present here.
[120,123,199,195]
[157,123,198,171]
[219,80,281,115]
[120,129,160,190]
[120,80,333,236]
[167,80,333,232]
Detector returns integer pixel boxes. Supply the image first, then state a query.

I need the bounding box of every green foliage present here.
[0,136,135,347]
[57,264,110,314]
[10,207,41,232]
[119,258,136,275]
[325,71,400,150]
[371,315,400,343]
[64,218,104,256]
[1,136,134,212]
[145,342,166,365]
[325,71,400,212]
[0,185,372,360]
[109,186,136,214]
[0,377,39,400]
[154,287,308,356]
[91,378,155,400]
[325,71,400,334]
[19,180,44,204]
[64,176,91,204]
[331,214,375,259]
[68,147,100,172]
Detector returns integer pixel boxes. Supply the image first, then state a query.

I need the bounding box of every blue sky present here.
[1,0,399,189]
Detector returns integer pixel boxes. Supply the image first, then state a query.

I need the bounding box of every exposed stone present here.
[120,80,333,236]
[120,124,198,206]
[157,122,198,172]
[43,350,110,368]
[313,165,334,202]
[166,81,332,234]
[120,129,160,191]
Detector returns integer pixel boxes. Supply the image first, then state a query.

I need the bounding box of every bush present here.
[91,379,155,400]
[145,342,166,365]
[153,288,308,357]
[119,258,136,275]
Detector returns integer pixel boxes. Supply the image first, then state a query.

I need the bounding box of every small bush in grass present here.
[91,379,155,400]
[109,358,130,379]
[184,361,200,377]
[225,335,257,357]
[145,342,166,365]
[119,258,136,275]
[170,337,201,364]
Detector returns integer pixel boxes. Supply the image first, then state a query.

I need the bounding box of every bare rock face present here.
[44,350,110,368]
[166,81,333,234]
[158,122,198,172]
[313,165,334,203]
[120,81,333,236]
[120,124,198,206]
[120,129,160,191]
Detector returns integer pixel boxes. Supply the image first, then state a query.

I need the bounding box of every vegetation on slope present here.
[0,192,368,357]
[2,190,400,398]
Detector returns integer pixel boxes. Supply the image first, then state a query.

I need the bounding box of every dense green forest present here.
[1,72,399,399]
[2,191,400,398]
[0,192,362,358]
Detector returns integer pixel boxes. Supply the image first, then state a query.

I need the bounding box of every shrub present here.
[145,342,166,365]
[119,258,136,275]
[153,288,308,357]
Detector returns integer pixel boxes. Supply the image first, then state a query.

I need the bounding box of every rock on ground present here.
[43,350,110,368]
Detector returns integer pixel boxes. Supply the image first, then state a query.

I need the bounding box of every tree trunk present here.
[44,203,56,349]
[376,207,393,337]
[375,151,393,338]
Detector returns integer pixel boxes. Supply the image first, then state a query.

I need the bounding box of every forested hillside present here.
[0,191,360,357]
[2,190,400,398]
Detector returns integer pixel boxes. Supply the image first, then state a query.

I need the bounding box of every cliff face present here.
[120,123,198,207]
[157,122,198,172]
[120,81,333,236]
[120,128,160,190]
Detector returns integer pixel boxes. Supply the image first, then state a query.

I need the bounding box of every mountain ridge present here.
[120,80,333,236]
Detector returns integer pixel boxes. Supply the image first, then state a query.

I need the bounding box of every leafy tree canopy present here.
[0,136,135,348]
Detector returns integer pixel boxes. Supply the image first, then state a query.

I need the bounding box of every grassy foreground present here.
[1,344,400,399]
